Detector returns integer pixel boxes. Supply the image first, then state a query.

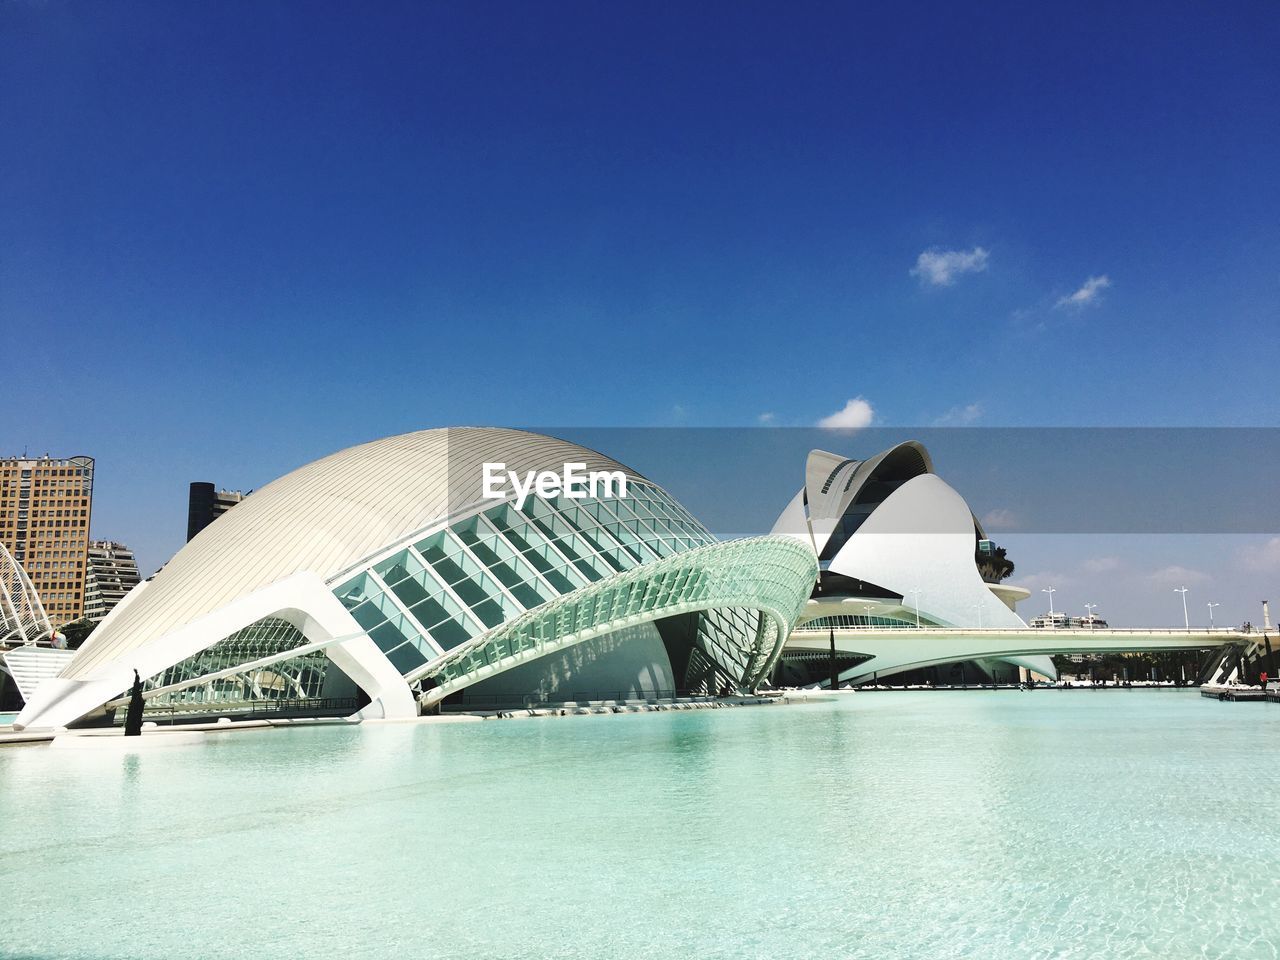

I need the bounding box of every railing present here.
[0,637,65,650]
[792,624,1250,635]
[137,696,359,725]
[449,688,718,710]
[794,622,921,632]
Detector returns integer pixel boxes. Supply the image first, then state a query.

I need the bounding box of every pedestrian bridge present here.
[783,624,1247,685]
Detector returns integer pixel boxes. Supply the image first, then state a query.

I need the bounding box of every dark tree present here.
[60,618,98,649]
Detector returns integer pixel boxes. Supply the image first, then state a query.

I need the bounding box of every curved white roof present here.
[770,441,934,556]
[68,428,642,679]
[827,473,1024,628]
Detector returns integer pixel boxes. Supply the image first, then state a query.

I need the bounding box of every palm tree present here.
[976,545,1015,583]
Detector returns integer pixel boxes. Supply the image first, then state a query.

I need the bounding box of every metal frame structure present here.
[411,536,818,706]
[0,541,52,646]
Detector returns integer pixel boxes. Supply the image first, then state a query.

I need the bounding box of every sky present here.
[2,1,1278,625]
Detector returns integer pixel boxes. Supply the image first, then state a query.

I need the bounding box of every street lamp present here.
[971,603,984,628]
[1174,586,1189,629]
[1042,586,1057,620]
[1085,603,1097,627]
[863,603,874,627]
[909,588,922,628]
[1207,601,1219,629]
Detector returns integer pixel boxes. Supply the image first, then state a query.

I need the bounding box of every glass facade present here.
[411,535,819,704]
[693,607,767,688]
[140,616,330,714]
[331,480,718,681]
[115,479,817,718]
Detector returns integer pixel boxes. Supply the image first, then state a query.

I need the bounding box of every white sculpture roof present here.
[68,428,640,679]
[771,440,1025,629]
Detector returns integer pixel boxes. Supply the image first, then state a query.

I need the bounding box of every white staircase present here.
[1,646,76,704]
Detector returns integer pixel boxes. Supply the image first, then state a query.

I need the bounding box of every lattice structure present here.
[0,541,52,646]
[140,616,325,713]
[411,536,818,706]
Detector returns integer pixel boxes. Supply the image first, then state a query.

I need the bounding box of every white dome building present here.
[771,443,1052,685]
[16,428,817,730]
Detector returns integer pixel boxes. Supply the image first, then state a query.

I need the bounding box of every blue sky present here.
[3,1,1278,623]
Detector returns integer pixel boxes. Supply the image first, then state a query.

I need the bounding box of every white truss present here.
[0,541,52,646]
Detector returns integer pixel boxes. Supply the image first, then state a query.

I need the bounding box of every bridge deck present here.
[784,626,1236,685]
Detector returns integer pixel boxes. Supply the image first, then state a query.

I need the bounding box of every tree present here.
[976,545,1015,583]
[60,618,98,649]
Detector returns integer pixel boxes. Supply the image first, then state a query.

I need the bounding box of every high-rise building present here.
[83,540,142,622]
[186,482,247,542]
[0,455,94,627]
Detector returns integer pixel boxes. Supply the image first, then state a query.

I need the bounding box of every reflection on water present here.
[2,692,1279,960]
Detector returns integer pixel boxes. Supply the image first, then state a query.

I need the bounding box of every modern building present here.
[771,442,1051,686]
[186,483,247,541]
[15,428,817,730]
[82,540,142,623]
[0,455,94,626]
[1029,612,1109,629]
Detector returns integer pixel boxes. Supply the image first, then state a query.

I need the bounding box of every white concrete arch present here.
[14,572,414,730]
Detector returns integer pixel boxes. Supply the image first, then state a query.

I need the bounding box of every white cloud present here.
[817,397,875,430]
[1143,565,1210,588]
[1017,571,1078,594]
[981,508,1017,530]
[910,246,990,286]
[1056,274,1111,309]
[933,402,983,426]
[1237,537,1280,572]
[757,412,777,426]
[1082,556,1121,574]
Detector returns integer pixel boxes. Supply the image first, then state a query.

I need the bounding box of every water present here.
[2,692,1278,960]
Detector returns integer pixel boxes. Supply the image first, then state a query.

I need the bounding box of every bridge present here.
[782,624,1250,686]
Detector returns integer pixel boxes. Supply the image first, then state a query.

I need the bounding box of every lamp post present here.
[1085,603,1097,627]
[971,603,984,628]
[909,588,922,628]
[1042,586,1057,620]
[1174,587,1189,629]
[863,603,874,627]
[1207,602,1219,629]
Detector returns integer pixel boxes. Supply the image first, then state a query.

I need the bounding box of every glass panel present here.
[374,548,425,588]
[546,500,633,574]
[348,599,387,632]
[382,638,429,673]
[424,615,473,650]
[470,598,507,628]
[487,505,586,592]
[388,572,433,610]
[455,517,548,607]
[335,571,379,609]
[417,527,522,630]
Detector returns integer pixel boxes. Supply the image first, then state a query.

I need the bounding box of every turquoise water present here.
[2,692,1279,960]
